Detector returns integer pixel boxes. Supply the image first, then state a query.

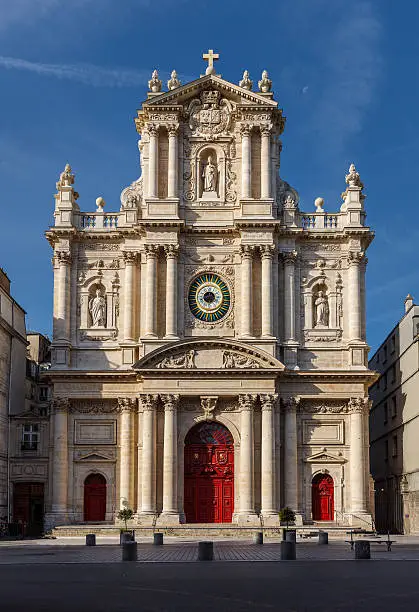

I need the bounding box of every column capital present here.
[348,250,365,265]
[161,394,180,411]
[147,123,160,137]
[56,250,72,265]
[167,123,179,137]
[238,393,257,411]
[117,397,137,413]
[260,244,275,259]
[52,397,71,414]
[348,397,370,413]
[139,394,159,411]
[260,393,278,411]
[240,244,255,259]
[260,122,273,137]
[281,250,298,265]
[240,122,252,137]
[144,244,160,259]
[164,244,179,259]
[282,396,300,413]
[122,251,139,265]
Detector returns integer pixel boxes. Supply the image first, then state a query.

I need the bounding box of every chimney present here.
[405,294,414,313]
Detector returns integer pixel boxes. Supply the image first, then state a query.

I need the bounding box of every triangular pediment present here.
[305,450,346,464]
[77,452,112,462]
[143,74,278,108]
[133,339,285,372]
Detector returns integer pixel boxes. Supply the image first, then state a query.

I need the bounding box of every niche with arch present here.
[78,276,120,340]
[191,144,226,202]
[302,273,343,342]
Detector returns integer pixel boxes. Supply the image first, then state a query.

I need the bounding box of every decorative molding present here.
[260,393,278,411]
[117,397,137,413]
[238,394,257,411]
[282,396,300,413]
[161,394,180,412]
[138,394,159,411]
[52,397,70,413]
[71,399,118,414]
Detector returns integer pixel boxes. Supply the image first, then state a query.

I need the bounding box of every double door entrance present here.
[184,422,234,523]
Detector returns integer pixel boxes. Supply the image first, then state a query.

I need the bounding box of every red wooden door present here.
[13,483,44,536]
[184,422,234,523]
[84,474,106,522]
[312,474,334,521]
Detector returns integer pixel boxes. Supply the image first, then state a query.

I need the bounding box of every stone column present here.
[238,394,257,518]
[144,245,159,338]
[282,251,298,342]
[240,245,254,338]
[161,394,180,519]
[139,394,158,517]
[348,251,364,341]
[148,124,159,198]
[261,245,274,338]
[240,125,251,199]
[260,126,271,199]
[260,394,277,517]
[118,398,136,510]
[167,124,179,199]
[122,252,137,341]
[51,397,69,518]
[56,251,72,341]
[283,397,299,512]
[164,245,179,339]
[350,398,368,514]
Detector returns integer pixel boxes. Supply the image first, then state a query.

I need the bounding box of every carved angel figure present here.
[222,350,260,369]
[239,70,253,90]
[157,349,196,369]
[314,291,329,328]
[89,289,106,327]
[345,163,364,190]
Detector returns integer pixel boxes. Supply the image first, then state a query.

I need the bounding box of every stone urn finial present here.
[167,70,181,90]
[239,70,253,90]
[148,69,162,93]
[258,70,272,93]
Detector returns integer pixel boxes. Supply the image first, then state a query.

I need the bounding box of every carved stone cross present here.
[203,49,219,75]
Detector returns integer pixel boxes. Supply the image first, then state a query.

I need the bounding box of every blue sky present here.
[0,0,417,353]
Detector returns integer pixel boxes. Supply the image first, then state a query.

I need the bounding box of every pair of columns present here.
[123,245,178,341]
[240,124,271,200]
[148,123,179,199]
[240,245,275,338]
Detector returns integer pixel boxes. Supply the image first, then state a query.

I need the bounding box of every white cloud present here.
[0,56,152,87]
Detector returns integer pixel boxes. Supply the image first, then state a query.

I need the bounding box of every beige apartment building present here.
[43,52,375,531]
[370,295,419,534]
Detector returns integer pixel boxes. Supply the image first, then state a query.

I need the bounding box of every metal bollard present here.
[280,540,296,560]
[85,534,96,546]
[254,531,264,545]
[122,541,138,561]
[318,532,328,545]
[285,529,296,543]
[120,531,133,545]
[282,528,287,541]
[153,533,164,546]
[354,540,370,560]
[198,541,214,561]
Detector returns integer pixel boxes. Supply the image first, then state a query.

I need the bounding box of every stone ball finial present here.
[314,197,324,212]
[96,196,105,211]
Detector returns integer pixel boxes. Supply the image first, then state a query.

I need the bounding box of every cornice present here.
[42,370,138,381]
[282,370,377,382]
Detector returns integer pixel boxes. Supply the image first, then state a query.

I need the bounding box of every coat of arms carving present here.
[187,90,232,138]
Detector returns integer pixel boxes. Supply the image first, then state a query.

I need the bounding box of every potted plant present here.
[117,508,134,544]
[279,507,296,538]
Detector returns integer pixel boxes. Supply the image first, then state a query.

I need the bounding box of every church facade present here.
[44,52,375,529]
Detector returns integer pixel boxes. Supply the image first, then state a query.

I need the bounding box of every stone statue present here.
[314,291,329,328]
[148,69,162,93]
[345,163,364,190]
[239,70,253,90]
[258,70,272,93]
[167,70,181,90]
[89,289,106,327]
[202,156,217,192]
[156,349,196,369]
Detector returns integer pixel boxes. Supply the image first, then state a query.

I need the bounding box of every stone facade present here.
[44,53,375,529]
[370,295,419,534]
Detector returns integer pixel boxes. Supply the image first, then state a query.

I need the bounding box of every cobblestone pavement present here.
[1,539,419,563]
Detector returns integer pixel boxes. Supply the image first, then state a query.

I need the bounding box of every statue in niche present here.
[89,289,107,328]
[202,156,218,193]
[314,291,329,328]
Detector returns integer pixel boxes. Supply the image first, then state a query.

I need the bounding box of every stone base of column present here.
[347,342,368,369]
[157,512,181,526]
[283,342,299,370]
[44,512,69,531]
[260,512,280,526]
[136,512,157,526]
[234,512,260,526]
[349,512,373,528]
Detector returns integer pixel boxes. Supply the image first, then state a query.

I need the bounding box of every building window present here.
[383,401,388,424]
[39,386,48,402]
[384,439,389,462]
[392,435,398,457]
[382,372,387,391]
[391,396,397,419]
[21,424,39,451]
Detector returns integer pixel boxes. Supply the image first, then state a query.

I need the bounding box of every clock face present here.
[189,273,231,322]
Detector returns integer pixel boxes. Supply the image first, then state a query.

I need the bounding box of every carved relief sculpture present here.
[202,155,218,192]
[222,350,260,369]
[167,70,181,90]
[148,69,162,93]
[258,70,272,93]
[156,349,196,369]
[239,70,253,90]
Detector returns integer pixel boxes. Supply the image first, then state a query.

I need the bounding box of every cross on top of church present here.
[203,49,219,75]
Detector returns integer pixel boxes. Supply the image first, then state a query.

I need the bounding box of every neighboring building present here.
[44,52,375,530]
[0,268,27,521]
[369,295,419,534]
[9,332,51,535]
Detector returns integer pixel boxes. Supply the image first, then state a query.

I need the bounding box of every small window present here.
[21,423,39,451]
[382,372,387,391]
[383,402,388,424]
[39,387,48,401]
[391,396,397,418]
[392,435,398,457]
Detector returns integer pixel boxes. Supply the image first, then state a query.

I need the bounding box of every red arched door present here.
[184,422,234,523]
[84,473,106,522]
[312,473,334,521]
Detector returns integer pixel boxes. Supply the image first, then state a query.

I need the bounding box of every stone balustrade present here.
[79,212,120,230]
[300,212,341,230]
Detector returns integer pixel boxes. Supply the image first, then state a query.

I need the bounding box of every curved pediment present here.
[133,339,285,372]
